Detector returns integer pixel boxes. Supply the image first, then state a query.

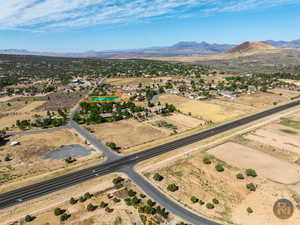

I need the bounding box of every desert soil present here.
[88,119,170,150]
[0,128,102,192]
[208,142,300,184]
[159,94,244,123]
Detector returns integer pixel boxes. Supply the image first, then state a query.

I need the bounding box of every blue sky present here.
[1,0,300,52]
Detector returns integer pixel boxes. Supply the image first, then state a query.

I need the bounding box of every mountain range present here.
[0,39,299,58]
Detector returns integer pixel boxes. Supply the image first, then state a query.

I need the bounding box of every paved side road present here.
[69,120,120,161]
[122,166,222,225]
[7,125,71,136]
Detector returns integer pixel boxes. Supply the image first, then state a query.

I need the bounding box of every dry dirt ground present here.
[88,119,170,150]
[159,94,245,123]
[142,110,300,225]
[0,128,103,193]
[107,77,153,86]
[0,173,180,225]
[0,100,48,130]
[221,91,298,110]
[89,114,205,153]
[280,79,300,87]
[208,142,300,184]
[144,148,300,225]
[150,113,206,133]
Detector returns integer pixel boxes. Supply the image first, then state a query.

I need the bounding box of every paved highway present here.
[0,100,299,224]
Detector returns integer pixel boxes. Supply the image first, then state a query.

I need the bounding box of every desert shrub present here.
[206,203,214,209]
[215,163,224,172]
[147,199,156,207]
[247,207,254,214]
[113,197,121,203]
[84,192,92,199]
[212,198,219,204]
[246,183,256,192]
[127,189,136,197]
[203,157,211,164]
[112,176,124,185]
[54,208,65,216]
[100,201,108,208]
[69,197,77,205]
[24,215,35,222]
[60,213,71,221]
[153,173,164,181]
[140,194,146,198]
[87,203,96,211]
[79,196,87,202]
[167,184,179,192]
[245,169,257,177]
[199,200,205,205]
[236,173,245,179]
[191,196,199,203]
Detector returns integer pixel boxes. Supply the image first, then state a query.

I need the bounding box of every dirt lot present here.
[208,142,300,184]
[280,79,300,87]
[159,94,244,123]
[221,91,295,110]
[107,77,153,86]
[0,128,102,192]
[0,100,48,130]
[144,147,300,225]
[0,174,179,225]
[150,113,206,133]
[244,123,300,155]
[88,119,170,150]
[36,90,89,111]
[143,151,255,225]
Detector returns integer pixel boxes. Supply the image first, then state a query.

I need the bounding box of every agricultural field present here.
[143,110,300,225]
[0,128,102,192]
[0,174,179,225]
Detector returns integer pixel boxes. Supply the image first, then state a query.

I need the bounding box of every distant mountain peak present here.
[227,41,277,54]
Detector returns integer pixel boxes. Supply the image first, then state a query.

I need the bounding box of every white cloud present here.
[0,0,299,30]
